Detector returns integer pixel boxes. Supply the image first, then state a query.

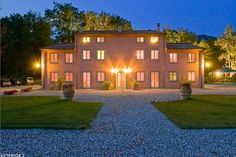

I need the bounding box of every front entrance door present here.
[151,72,159,88]
[117,72,126,89]
[83,72,91,88]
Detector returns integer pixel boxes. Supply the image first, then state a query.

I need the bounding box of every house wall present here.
[41,49,76,89]
[164,49,204,88]
[41,33,204,89]
[75,33,166,89]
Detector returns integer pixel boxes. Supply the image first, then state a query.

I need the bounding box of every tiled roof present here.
[167,43,202,49]
[42,43,74,49]
[42,43,202,50]
[77,30,165,34]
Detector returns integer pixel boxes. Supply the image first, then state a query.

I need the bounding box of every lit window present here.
[136,50,144,60]
[97,50,105,60]
[82,37,90,43]
[82,50,90,60]
[169,53,177,63]
[65,53,73,63]
[169,72,177,81]
[97,72,105,82]
[188,72,196,81]
[151,72,159,88]
[97,37,105,43]
[83,72,91,88]
[151,37,158,43]
[137,72,145,81]
[50,53,58,63]
[50,72,58,82]
[188,53,196,63]
[65,72,73,82]
[137,37,144,43]
[151,50,159,60]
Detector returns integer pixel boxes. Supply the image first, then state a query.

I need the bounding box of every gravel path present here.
[1,85,236,156]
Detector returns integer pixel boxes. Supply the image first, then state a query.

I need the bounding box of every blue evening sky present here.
[1,0,236,37]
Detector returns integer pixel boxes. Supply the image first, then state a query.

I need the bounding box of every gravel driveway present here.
[1,85,236,156]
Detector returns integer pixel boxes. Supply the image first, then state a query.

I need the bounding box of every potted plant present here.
[179,76,192,99]
[63,84,75,101]
[130,80,140,90]
[102,81,113,90]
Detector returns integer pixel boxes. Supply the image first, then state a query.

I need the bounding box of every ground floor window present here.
[137,72,145,81]
[97,72,105,82]
[50,72,58,82]
[169,72,177,81]
[83,72,91,88]
[65,72,73,82]
[151,72,159,88]
[188,71,196,81]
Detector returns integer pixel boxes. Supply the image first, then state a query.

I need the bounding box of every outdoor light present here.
[206,62,211,68]
[110,68,118,73]
[123,67,132,73]
[215,72,221,77]
[34,62,40,69]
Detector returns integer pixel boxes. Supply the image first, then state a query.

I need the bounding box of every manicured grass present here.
[154,95,236,129]
[1,96,103,129]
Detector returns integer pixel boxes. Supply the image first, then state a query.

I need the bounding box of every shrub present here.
[130,80,140,90]
[179,76,191,88]
[102,81,113,90]
[50,75,64,90]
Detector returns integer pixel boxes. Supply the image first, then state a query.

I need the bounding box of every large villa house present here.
[41,24,204,89]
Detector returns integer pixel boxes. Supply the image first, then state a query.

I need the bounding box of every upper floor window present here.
[137,37,144,43]
[137,72,145,81]
[136,50,144,60]
[65,72,73,82]
[188,72,196,81]
[97,50,105,60]
[97,72,105,82]
[50,53,58,63]
[82,50,90,60]
[151,50,159,60]
[97,37,105,43]
[82,37,90,43]
[169,53,177,63]
[151,37,158,43]
[188,53,196,63]
[65,53,73,63]
[50,72,58,82]
[169,72,177,81]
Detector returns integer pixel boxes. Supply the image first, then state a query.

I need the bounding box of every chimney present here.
[117,25,122,32]
[157,23,160,32]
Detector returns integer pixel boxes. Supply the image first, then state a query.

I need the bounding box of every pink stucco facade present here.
[41,30,204,89]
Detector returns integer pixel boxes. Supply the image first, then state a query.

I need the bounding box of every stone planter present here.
[180,85,192,99]
[63,84,75,101]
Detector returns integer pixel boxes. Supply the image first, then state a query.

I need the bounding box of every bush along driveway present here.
[1,93,236,156]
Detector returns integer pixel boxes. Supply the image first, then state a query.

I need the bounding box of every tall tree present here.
[1,12,52,78]
[215,25,236,69]
[45,2,133,43]
[199,39,224,70]
[45,2,83,43]
[83,12,132,30]
[164,27,197,44]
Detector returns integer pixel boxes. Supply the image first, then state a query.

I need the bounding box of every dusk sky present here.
[1,0,236,37]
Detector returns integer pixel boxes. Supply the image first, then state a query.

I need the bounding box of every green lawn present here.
[1,96,103,129]
[154,95,236,129]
